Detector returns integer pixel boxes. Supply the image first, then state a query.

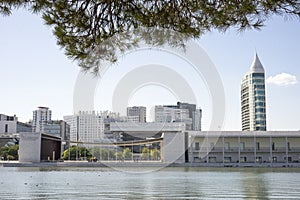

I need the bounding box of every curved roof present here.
[250,53,264,73]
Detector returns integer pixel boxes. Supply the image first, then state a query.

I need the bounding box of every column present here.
[270,136,273,164]
[285,136,288,164]
[254,135,256,164]
[238,135,240,164]
[222,136,224,165]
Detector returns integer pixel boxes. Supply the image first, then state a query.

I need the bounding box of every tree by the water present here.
[1,1,299,74]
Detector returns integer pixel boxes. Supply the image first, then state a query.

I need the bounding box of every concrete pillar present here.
[254,135,256,164]
[270,136,273,164]
[222,136,224,165]
[238,136,240,164]
[286,136,288,164]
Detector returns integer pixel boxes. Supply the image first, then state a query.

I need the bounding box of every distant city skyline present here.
[0,10,299,131]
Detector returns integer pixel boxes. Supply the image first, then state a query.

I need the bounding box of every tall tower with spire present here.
[241,53,266,131]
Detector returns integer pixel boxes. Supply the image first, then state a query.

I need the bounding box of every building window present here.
[224,157,231,163]
[209,157,216,163]
[240,142,245,151]
[225,142,230,151]
[272,142,275,151]
[210,142,215,150]
[193,157,200,162]
[240,156,247,163]
[287,142,291,151]
[194,142,200,151]
[5,124,8,133]
[284,157,292,162]
[256,156,262,163]
[256,142,260,150]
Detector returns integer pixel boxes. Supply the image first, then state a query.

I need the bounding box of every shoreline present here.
[1,161,300,168]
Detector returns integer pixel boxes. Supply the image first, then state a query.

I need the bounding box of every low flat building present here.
[0,114,32,134]
[110,122,188,163]
[189,131,300,166]
[19,132,62,163]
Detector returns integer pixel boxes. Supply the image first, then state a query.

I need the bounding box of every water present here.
[0,167,300,199]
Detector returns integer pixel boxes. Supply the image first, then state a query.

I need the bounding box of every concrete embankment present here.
[2,161,300,168]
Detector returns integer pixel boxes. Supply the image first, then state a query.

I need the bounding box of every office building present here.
[241,53,267,131]
[127,106,146,122]
[42,120,70,149]
[155,102,201,131]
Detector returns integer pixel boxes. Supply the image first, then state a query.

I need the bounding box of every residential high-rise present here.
[241,53,267,131]
[127,106,146,122]
[32,106,52,132]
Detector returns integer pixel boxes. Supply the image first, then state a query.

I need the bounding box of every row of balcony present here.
[192,147,300,153]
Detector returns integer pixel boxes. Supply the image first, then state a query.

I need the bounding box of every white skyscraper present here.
[241,53,267,131]
[32,106,52,132]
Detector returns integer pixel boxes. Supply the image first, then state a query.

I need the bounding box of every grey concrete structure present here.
[110,122,187,163]
[19,132,61,163]
[189,131,300,166]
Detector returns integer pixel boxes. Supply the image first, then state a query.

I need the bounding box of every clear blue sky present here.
[0,9,299,131]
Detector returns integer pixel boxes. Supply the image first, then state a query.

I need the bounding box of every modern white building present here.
[0,114,32,134]
[127,106,146,122]
[64,111,104,145]
[32,106,52,132]
[241,53,267,131]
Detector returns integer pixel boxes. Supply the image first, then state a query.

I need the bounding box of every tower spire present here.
[250,52,264,73]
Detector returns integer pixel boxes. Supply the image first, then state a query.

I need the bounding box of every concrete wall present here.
[0,121,17,134]
[19,132,41,163]
[163,132,185,163]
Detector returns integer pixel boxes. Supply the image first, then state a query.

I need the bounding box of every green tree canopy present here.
[62,145,92,160]
[0,144,19,160]
[1,1,299,73]
[122,147,133,160]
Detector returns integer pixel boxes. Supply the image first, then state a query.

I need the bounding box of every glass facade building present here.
[241,53,266,131]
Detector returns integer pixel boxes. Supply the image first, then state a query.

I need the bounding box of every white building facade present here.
[64,111,105,145]
[0,114,32,134]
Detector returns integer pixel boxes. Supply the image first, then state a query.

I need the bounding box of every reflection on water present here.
[0,167,300,199]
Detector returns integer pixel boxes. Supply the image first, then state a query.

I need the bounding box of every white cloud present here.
[266,73,298,86]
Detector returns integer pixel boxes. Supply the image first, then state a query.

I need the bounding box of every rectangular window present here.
[256,142,260,150]
[224,157,232,163]
[209,157,216,163]
[287,142,291,151]
[240,156,247,163]
[284,157,292,162]
[256,156,262,163]
[225,142,230,151]
[272,142,275,151]
[210,142,215,150]
[240,142,245,151]
[195,142,200,151]
[5,124,8,133]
